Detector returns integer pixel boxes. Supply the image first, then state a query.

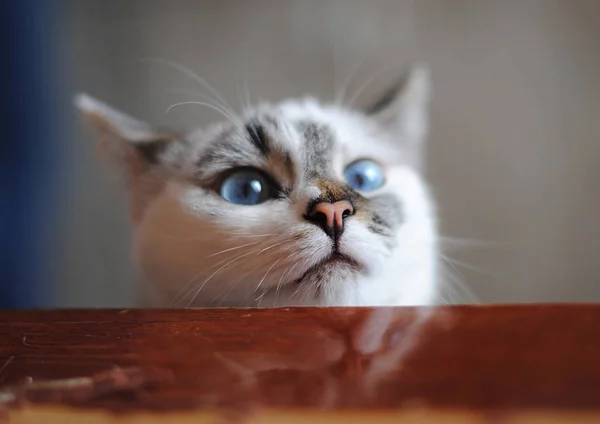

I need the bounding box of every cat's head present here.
[76,66,437,307]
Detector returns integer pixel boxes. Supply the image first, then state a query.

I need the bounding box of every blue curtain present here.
[0,0,62,308]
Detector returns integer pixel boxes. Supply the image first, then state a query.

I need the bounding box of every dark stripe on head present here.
[245,120,270,156]
[195,130,261,184]
[194,120,295,189]
[299,121,334,176]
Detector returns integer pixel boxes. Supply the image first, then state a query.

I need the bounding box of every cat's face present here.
[77,67,437,307]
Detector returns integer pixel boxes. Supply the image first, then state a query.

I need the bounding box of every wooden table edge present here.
[5,405,600,424]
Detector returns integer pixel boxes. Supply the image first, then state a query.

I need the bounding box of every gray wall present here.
[60,0,600,306]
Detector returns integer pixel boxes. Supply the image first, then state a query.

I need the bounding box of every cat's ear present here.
[74,93,178,177]
[75,94,182,223]
[366,65,431,154]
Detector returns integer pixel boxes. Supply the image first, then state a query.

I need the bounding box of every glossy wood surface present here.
[1,305,600,423]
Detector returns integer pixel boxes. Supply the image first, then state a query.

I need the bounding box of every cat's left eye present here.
[219,168,274,205]
[344,159,385,192]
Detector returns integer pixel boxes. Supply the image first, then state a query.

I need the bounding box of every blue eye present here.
[220,169,272,205]
[343,159,385,192]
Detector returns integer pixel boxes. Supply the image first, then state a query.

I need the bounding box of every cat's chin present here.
[252,253,363,307]
[292,253,362,286]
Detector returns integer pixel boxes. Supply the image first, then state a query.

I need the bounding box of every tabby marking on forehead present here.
[298,121,334,177]
[245,120,270,156]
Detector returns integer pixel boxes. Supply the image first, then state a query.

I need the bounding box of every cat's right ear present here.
[74,93,178,179]
[365,66,431,166]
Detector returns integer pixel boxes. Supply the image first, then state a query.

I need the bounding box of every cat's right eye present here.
[343,159,385,192]
[219,168,274,205]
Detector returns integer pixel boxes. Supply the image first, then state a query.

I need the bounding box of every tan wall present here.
[60,0,600,306]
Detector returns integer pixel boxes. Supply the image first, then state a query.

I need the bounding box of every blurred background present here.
[2,0,600,308]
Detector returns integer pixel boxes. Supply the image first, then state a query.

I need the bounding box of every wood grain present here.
[1,305,600,423]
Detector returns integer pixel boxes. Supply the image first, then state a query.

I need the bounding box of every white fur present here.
[134,101,437,307]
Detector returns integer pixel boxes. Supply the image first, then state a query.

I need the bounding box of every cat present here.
[75,65,438,307]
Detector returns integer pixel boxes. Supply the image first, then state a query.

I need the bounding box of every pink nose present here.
[306,200,354,240]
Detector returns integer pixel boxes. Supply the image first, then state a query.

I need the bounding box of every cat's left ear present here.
[75,94,182,223]
[74,93,179,175]
[366,65,431,155]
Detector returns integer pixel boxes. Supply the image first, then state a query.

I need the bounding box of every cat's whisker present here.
[180,236,297,306]
[208,241,263,258]
[274,266,292,296]
[440,253,498,278]
[434,293,450,305]
[134,57,240,124]
[236,75,245,115]
[170,272,202,307]
[236,64,253,115]
[290,276,313,301]
[172,267,219,308]
[243,63,252,114]
[209,238,288,268]
[166,101,241,128]
[346,65,394,110]
[144,230,276,243]
[163,90,242,127]
[438,257,480,304]
[256,240,288,255]
[254,259,283,301]
[276,257,302,295]
[254,261,294,305]
[216,260,269,306]
[171,278,200,308]
[186,250,260,307]
[209,246,263,269]
[164,88,224,106]
[438,235,506,248]
[171,247,259,307]
[253,255,299,300]
[436,272,462,304]
[254,256,296,295]
[334,58,366,107]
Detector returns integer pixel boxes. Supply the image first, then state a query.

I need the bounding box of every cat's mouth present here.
[293,253,362,285]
